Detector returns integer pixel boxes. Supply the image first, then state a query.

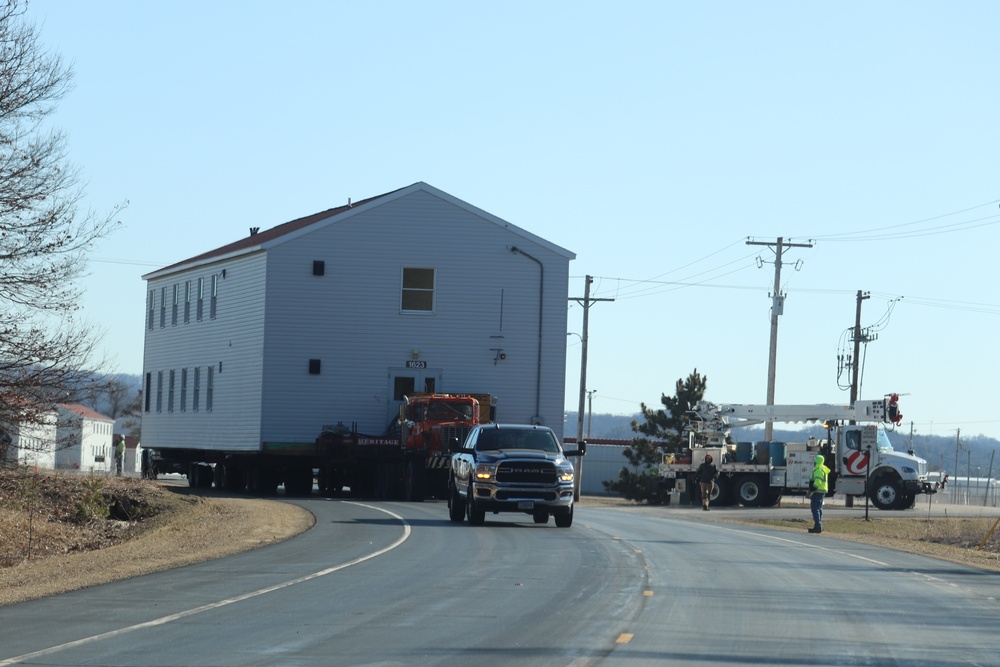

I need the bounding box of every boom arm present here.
[690,394,902,432]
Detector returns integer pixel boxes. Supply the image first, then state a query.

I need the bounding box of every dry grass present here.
[717,515,1000,572]
[578,495,1000,572]
[0,466,313,606]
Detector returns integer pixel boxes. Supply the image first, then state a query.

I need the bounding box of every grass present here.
[729,514,1000,572]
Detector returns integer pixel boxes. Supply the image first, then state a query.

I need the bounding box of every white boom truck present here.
[658,394,936,510]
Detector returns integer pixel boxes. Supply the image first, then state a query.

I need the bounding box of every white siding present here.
[259,189,570,441]
[142,252,267,451]
[141,184,573,452]
[55,410,115,472]
[5,415,56,469]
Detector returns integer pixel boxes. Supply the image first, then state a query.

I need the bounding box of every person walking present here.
[115,435,126,476]
[694,454,719,511]
[808,454,831,533]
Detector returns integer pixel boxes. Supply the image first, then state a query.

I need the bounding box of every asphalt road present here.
[2,498,999,666]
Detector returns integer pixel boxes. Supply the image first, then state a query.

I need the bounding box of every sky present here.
[24,1,1000,441]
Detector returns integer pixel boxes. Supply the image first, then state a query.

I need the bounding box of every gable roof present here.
[143,182,574,280]
[58,404,114,422]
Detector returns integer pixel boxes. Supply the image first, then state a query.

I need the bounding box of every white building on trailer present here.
[55,403,116,472]
[141,182,575,456]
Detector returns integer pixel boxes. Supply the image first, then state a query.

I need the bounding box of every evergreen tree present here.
[603,369,708,503]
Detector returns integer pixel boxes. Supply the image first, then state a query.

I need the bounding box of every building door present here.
[388,369,441,423]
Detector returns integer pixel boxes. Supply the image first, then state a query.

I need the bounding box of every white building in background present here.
[0,412,56,469]
[56,404,116,473]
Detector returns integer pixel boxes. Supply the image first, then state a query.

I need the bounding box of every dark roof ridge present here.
[147,186,404,276]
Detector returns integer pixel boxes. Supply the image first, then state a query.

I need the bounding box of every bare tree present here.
[0,0,124,440]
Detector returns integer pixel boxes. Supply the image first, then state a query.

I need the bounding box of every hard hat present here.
[705,454,713,462]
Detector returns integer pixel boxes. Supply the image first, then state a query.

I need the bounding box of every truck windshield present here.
[876,428,895,453]
[476,430,559,452]
[426,402,473,421]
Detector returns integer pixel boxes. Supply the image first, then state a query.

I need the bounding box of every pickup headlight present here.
[475,463,498,480]
[558,464,575,483]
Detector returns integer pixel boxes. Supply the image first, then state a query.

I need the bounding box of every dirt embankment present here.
[0,469,313,607]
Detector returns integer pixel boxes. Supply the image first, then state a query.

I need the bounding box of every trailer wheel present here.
[554,505,574,528]
[532,509,550,524]
[448,483,465,522]
[222,463,245,493]
[870,477,901,510]
[466,484,485,526]
[284,466,314,497]
[404,460,426,502]
[735,475,766,507]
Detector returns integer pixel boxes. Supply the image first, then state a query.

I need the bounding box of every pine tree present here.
[603,369,708,503]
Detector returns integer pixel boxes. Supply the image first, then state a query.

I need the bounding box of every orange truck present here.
[317,393,494,501]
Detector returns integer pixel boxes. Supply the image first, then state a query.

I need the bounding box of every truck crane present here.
[658,393,936,510]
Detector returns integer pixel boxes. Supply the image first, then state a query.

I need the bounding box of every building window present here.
[210,274,218,319]
[206,366,214,412]
[144,373,151,412]
[156,371,163,412]
[180,368,187,411]
[401,267,435,312]
[197,277,204,321]
[167,370,176,412]
[184,280,191,324]
[171,284,179,326]
[147,291,155,330]
[159,287,166,328]
[193,367,200,411]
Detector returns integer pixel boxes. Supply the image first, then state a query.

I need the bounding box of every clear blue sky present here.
[28,1,1000,440]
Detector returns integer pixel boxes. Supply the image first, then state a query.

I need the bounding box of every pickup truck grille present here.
[495,461,557,484]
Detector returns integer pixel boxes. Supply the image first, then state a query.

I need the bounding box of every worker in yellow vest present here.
[808,454,831,533]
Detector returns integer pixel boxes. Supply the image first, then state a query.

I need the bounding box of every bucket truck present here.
[658,394,936,510]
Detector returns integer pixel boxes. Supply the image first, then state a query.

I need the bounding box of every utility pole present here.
[746,237,814,440]
[850,290,872,410]
[568,275,613,500]
[954,429,962,504]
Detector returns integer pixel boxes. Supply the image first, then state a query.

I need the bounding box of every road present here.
[2,498,999,666]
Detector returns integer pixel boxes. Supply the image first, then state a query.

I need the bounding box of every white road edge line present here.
[0,501,411,667]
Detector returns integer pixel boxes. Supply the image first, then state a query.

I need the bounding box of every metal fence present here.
[933,477,999,507]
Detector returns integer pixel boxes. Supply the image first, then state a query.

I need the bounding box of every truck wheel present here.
[532,509,550,524]
[710,477,732,506]
[870,477,901,510]
[554,505,574,528]
[466,484,485,526]
[448,483,465,522]
[735,475,765,507]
